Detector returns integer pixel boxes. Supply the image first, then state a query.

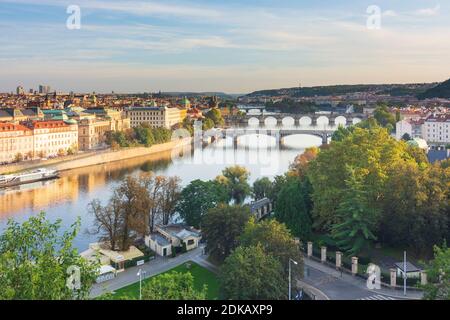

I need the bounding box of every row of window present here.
[37,140,75,147]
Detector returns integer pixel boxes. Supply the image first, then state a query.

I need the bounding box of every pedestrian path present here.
[358,294,396,301]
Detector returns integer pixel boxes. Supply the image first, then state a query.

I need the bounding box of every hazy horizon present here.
[1,79,446,96]
[1,0,449,93]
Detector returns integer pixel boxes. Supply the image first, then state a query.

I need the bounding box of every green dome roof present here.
[65,119,78,124]
[181,97,191,107]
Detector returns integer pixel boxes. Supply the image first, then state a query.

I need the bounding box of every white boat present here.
[0,168,59,188]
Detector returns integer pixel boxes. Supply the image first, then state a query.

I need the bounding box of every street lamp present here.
[289,258,298,300]
[403,251,407,296]
[137,269,147,300]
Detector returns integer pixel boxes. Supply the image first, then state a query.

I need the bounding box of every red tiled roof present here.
[30,120,69,129]
[0,122,32,132]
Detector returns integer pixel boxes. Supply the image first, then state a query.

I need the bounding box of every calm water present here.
[0,133,323,250]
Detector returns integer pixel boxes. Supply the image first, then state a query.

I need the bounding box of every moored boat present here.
[0,168,59,188]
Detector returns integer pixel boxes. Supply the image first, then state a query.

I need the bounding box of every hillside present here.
[244,83,435,98]
[418,78,450,99]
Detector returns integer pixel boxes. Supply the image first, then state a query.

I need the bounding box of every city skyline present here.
[1,0,449,93]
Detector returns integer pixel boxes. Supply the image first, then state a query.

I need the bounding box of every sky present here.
[0,0,449,93]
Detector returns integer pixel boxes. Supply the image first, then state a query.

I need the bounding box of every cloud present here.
[382,10,398,17]
[0,0,221,19]
[414,4,441,16]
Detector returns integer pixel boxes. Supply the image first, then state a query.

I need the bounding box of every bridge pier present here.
[322,133,329,145]
[233,136,238,149]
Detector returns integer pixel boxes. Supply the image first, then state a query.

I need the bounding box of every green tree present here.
[202,118,215,131]
[177,180,227,229]
[267,174,288,202]
[0,212,99,300]
[216,165,251,204]
[422,244,450,300]
[275,177,312,240]
[182,117,194,136]
[219,245,285,300]
[134,124,155,147]
[239,218,303,278]
[308,126,416,230]
[202,205,251,262]
[379,161,449,254]
[252,177,273,200]
[205,108,224,126]
[374,105,396,128]
[330,168,379,255]
[142,272,207,300]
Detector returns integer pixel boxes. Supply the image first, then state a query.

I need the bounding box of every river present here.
[0,133,323,250]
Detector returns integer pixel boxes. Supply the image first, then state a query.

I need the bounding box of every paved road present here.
[91,247,423,300]
[90,245,210,298]
[302,258,423,300]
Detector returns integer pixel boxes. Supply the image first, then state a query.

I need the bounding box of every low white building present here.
[145,224,201,257]
[80,242,145,272]
[422,114,450,144]
[395,119,424,140]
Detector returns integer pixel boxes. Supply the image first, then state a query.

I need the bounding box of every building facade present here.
[78,108,131,150]
[0,123,34,163]
[78,118,111,151]
[126,106,182,129]
[422,114,450,144]
[25,120,78,158]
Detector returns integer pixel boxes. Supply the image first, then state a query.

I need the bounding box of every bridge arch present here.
[264,116,278,128]
[335,116,347,126]
[247,117,260,127]
[316,116,330,126]
[299,116,312,126]
[282,116,295,127]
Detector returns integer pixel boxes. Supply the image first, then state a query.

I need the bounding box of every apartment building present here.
[422,114,450,144]
[0,123,34,163]
[25,120,78,158]
[126,106,182,129]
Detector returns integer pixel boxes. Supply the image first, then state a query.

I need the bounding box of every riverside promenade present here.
[0,137,192,174]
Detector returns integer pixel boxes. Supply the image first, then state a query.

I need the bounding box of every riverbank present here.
[0,137,192,174]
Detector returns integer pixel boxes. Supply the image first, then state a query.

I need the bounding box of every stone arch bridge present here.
[209,127,335,146]
[225,113,367,127]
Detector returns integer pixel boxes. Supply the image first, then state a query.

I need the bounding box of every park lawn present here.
[113,261,220,300]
